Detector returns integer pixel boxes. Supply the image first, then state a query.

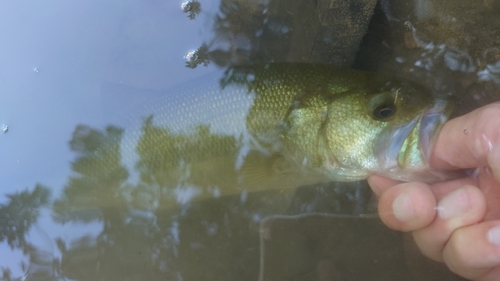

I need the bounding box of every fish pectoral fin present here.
[237,151,299,187]
[268,153,296,176]
[236,149,336,194]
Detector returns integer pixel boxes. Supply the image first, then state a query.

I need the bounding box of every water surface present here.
[1,0,499,280]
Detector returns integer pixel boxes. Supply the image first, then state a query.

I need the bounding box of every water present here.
[1,0,499,280]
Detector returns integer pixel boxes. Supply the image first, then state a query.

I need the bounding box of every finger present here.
[412,185,487,262]
[367,175,402,198]
[487,140,500,184]
[431,102,500,170]
[477,167,500,221]
[372,176,475,231]
[426,176,478,200]
[377,182,436,232]
[442,221,500,280]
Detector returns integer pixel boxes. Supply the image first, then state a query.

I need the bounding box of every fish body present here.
[120,63,455,203]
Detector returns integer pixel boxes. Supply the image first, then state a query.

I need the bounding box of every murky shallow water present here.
[1,0,499,280]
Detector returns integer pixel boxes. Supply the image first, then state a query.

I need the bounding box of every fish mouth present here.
[417,99,453,161]
[375,98,455,182]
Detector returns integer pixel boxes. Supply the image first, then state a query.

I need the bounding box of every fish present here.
[117,63,457,205]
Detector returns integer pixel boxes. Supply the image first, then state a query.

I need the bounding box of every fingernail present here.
[393,192,415,222]
[488,226,500,246]
[438,188,470,220]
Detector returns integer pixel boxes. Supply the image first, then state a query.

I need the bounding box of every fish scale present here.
[117,63,456,205]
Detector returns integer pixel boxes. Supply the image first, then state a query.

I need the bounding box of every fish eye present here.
[368,93,398,121]
[373,104,396,118]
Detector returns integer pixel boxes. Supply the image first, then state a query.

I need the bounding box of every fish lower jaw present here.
[386,116,455,182]
[374,109,452,182]
[396,103,451,174]
[397,116,426,170]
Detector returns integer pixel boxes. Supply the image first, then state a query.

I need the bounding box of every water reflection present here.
[3,63,463,280]
[378,0,500,116]
[0,186,50,251]
[4,0,500,280]
[184,44,210,69]
[0,186,55,281]
[180,0,500,115]
[53,125,127,224]
[181,0,201,20]
[48,122,369,281]
[0,65,378,279]
[185,0,378,67]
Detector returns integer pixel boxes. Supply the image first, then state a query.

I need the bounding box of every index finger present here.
[430,102,500,172]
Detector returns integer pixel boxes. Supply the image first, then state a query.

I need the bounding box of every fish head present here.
[365,81,456,182]
[283,77,455,182]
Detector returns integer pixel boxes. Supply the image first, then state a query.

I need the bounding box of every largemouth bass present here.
[119,63,456,204]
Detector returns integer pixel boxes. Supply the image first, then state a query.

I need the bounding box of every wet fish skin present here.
[274,67,448,181]
[122,63,455,202]
[223,63,454,181]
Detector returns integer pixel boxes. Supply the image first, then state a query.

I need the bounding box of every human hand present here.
[368,102,500,280]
